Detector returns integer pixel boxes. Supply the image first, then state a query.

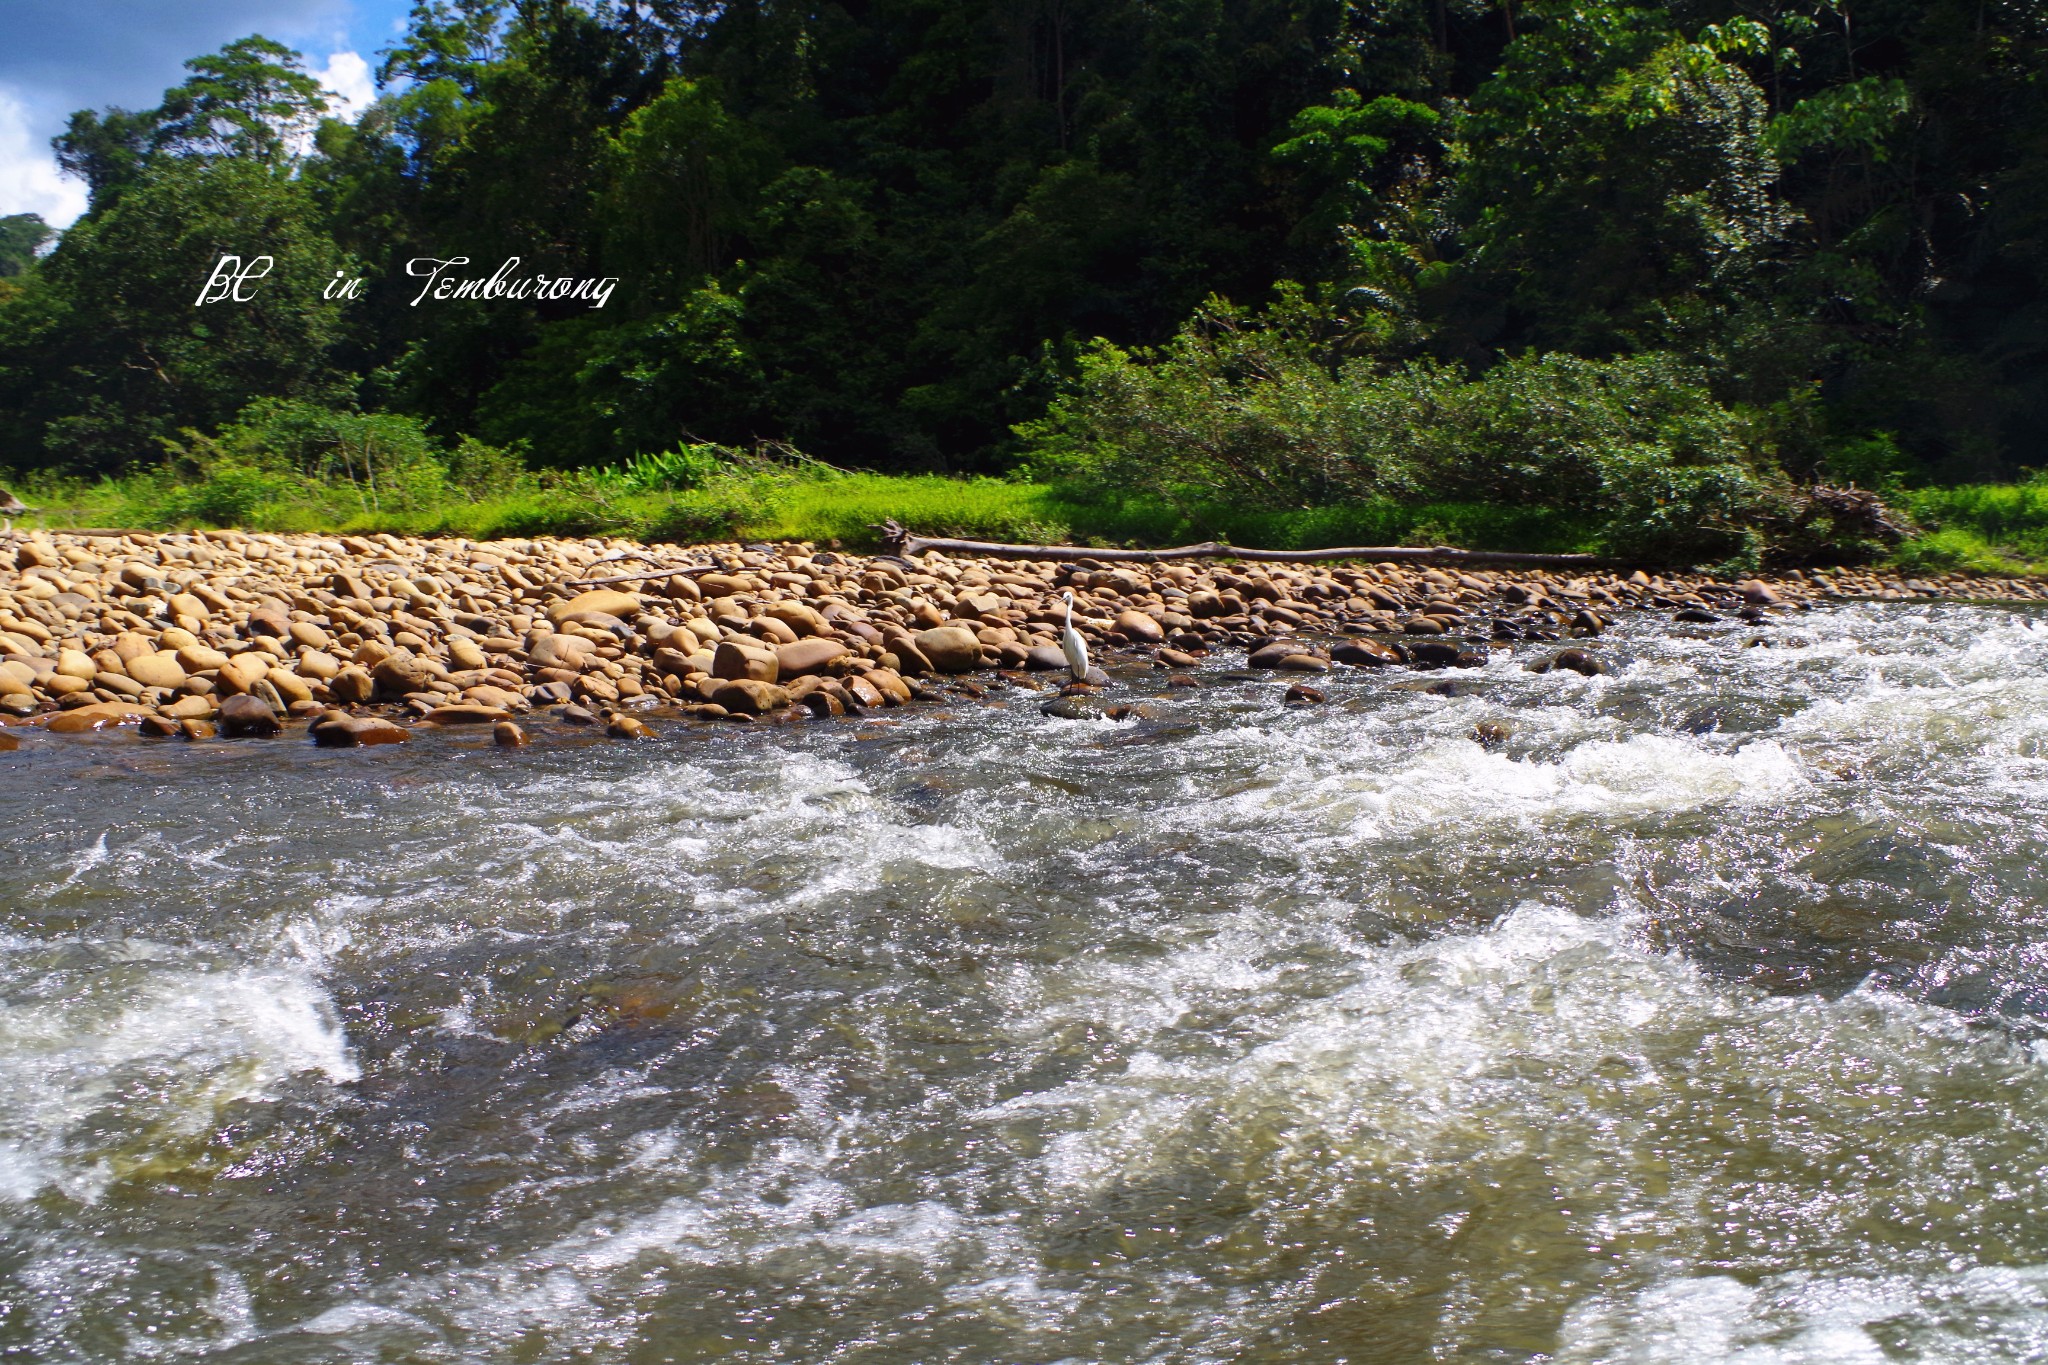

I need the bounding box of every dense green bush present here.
[1018,296,1782,565]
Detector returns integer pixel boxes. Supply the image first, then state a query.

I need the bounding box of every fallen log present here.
[875,521,1613,569]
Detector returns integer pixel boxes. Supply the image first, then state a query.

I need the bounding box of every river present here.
[5,600,2048,1363]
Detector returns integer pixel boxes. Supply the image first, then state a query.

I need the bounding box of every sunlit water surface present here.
[6,602,2048,1363]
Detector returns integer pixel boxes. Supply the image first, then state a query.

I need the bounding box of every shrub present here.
[1018,296,1782,564]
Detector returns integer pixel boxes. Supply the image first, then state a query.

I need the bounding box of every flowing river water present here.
[6,599,2048,1363]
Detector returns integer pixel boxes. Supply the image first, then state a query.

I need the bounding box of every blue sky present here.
[0,0,419,227]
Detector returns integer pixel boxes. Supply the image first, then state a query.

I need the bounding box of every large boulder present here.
[712,639,779,682]
[528,633,591,671]
[1114,610,1165,644]
[914,626,982,673]
[218,693,281,737]
[775,637,849,678]
[710,678,790,715]
[371,652,435,699]
[125,651,187,690]
[218,652,274,694]
[763,601,829,636]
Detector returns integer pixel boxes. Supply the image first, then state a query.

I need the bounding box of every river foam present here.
[6,600,2048,1361]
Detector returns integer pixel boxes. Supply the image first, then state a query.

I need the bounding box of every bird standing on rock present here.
[1061,590,1091,681]
[0,488,27,533]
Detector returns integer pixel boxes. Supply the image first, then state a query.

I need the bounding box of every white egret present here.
[1060,590,1091,681]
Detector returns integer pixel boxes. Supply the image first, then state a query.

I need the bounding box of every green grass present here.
[23,458,2045,572]
[1895,479,2048,575]
[11,464,1599,553]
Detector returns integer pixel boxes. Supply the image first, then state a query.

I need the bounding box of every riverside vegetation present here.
[4,2,2048,573]
[1,525,2039,753]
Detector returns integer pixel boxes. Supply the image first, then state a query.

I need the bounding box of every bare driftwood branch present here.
[9,527,153,539]
[567,564,729,587]
[873,520,1612,569]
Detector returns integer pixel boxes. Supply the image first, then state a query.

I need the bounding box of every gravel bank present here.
[0,528,2035,745]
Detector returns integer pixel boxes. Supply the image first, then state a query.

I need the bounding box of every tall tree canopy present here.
[1,0,2044,482]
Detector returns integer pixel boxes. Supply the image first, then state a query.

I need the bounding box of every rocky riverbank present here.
[0,528,2039,750]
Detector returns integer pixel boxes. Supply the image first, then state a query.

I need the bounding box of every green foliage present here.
[1767,77,1915,163]
[9,0,2048,557]
[1898,476,2048,573]
[1451,6,1794,355]
[600,78,773,296]
[1021,294,1778,562]
[0,215,51,278]
[54,35,330,201]
[0,156,352,473]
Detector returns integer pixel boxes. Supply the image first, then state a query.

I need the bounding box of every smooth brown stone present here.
[775,637,849,678]
[1114,609,1165,643]
[492,720,529,747]
[125,651,187,690]
[313,714,410,747]
[528,633,592,671]
[913,626,981,673]
[712,639,779,683]
[548,590,642,624]
[423,703,514,725]
[218,693,281,737]
[46,708,142,732]
[1333,640,1402,667]
[218,652,273,693]
[710,678,789,715]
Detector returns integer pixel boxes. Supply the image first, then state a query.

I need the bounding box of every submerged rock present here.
[311,712,408,747]
[1333,640,1401,667]
[218,693,281,737]
[607,713,656,740]
[1531,648,1607,677]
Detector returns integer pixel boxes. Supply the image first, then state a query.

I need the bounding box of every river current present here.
[5,600,2048,1362]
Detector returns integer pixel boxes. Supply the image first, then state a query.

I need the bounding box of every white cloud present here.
[312,49,375,123]
[0,86,87,228]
